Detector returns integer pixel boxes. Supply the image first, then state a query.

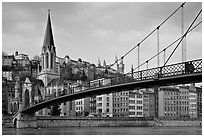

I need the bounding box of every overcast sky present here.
[2,2,202,73]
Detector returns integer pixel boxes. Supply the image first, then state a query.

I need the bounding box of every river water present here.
[2,127,202,135]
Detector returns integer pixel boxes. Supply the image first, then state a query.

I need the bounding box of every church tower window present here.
[46,52,49,69]
[42,55,44,69]
[51,53,53,69]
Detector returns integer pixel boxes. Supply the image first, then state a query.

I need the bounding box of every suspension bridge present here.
[13,2,202,128]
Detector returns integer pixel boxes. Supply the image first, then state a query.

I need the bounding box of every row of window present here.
[76,106,83,111]
[114,103,128,107]
[129,94,143,98]
[129,111,143,116]
[76,101,83,105]
[164,91,179,95]
[129,100,143,104]
[97,97,102,101]
[164,106,189,111]
[164,96,179,100]
[180,96,189,100]
[114,97,128,102]
[164,112,179,116]
[180,101,189,105]
[114,108,128,112]
[180,91,189,94]
[164,101,179,105]
[115,91,129,96]
[129,106,143,110]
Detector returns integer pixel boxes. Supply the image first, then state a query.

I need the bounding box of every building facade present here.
[196,87,202,118]
[143,89,155,117]
[14,52,30,67]
[158,87,180,118]
[113,91,129,117]
[188,84,197,118]
[2,77,8,115]
[96,93,113,117]
[179,86,189,117]
[128,90,143,117]
[2,55,15,66]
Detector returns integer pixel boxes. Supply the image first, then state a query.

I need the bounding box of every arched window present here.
[10,103,13,114]
[42,55,44,69]
[24,89,30,108]
[14,102,17,113]
[46,53,49,69]
[51,53,53,69]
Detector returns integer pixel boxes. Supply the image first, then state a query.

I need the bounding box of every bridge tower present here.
[13,78,37,128]
[38,10,60,87]
[118,58,125,74]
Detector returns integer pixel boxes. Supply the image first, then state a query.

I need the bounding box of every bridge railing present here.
[32,59,202,106]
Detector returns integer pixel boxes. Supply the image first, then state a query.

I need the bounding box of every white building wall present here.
[2,71,12,81]
[189,91,197,118]
[136,93,143,117]
[158,91,164,117]
[129,91,143,117]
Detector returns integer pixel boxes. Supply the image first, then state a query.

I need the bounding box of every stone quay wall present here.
[161,120,202,127]
[36,116,202,128]
[36,116,155,128]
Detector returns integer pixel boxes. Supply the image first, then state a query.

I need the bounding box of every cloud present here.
[2,2,202,73]
[16,22,37,32]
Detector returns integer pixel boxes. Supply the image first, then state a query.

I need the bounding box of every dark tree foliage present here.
[60,64,88,81]
[84,111,89,117]
[50,104,61,116]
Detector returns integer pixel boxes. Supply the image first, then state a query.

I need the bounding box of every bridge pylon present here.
[13,94,37,128]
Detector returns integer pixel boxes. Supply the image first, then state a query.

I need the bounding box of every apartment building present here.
[128,90,143,117]
[158,87,180,117]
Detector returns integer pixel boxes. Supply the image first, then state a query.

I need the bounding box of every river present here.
[2,127,202,135]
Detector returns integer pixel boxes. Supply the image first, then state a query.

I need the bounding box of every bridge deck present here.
[21,59,202,114]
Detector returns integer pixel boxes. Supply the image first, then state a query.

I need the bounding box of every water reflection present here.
[2,127,202,135]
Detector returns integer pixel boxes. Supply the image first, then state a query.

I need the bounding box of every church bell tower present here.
[38,10,60,87]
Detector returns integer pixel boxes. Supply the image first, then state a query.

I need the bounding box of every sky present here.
[2,2,202,73]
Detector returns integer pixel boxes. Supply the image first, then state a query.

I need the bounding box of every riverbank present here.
[3,116,202,128]
[36,116,202,128]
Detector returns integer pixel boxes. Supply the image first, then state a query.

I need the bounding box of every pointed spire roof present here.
[103,60,106,67]
[98,57,101,67]
[115,54,118,64]
[43,10,55,53]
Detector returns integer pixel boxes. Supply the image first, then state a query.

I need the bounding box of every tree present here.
[2,51,7,56]
[33,55,40,61]
[50,104,61,116]
[84,111,89,117]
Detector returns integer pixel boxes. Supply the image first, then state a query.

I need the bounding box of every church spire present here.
[43,9,55,53]
[115,54,118,64]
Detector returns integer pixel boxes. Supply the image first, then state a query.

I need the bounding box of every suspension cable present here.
[164,10,202,66]
[127,20,202,73]
[181,2,185,62]
[157,26,160,67]
[138,43,140,71]
[108,2,186,68]
[163,49,166,65]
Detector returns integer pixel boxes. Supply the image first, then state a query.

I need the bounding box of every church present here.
[37,10,125,116]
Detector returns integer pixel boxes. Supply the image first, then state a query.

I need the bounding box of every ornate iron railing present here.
[33,59,202,105]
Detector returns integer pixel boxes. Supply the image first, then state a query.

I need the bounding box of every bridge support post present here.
[16,113,37,129]
[13,102,37,129]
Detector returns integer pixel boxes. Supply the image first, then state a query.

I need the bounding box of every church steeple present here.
[38,10,59,87]
[43,9,55,53]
